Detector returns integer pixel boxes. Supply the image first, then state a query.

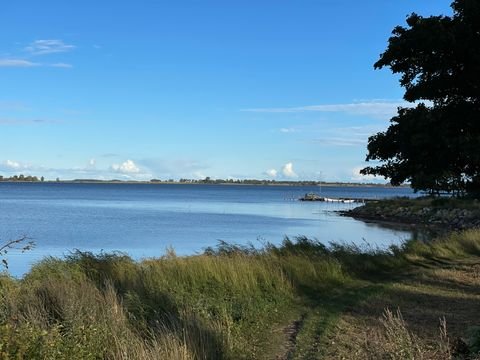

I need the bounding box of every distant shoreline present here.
[0,180,409,188]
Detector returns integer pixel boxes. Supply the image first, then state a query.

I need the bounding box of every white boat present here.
[324,197,356,203]
[323,197,342,202]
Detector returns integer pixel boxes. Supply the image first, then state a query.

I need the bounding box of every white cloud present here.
[279,127,297,133]
[111,160,140,174]
[351,166,377,182]
[265,169,278,178]
[308,124,386,147]
[243,100,410,120]
[0,40,75,69]
[0,59,73,69]
[139,157,210,180]
[0,59,39,67]
[4,160,22,170]
[51,63,73,68]
[0,158,156,181]
[312,137,367,147]
[282,162,298,178]
[1,160,32,172]
[25,40,75,55]
[192,171,207,179]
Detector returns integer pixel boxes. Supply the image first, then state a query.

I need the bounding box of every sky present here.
[0,1,453,182]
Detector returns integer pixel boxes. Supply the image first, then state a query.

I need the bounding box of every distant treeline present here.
[148,178,387,186]
[0,174,391,187]
[0,174,44,182]
[150,177,321,185]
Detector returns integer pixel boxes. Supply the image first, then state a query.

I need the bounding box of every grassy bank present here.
[1,231,480,359]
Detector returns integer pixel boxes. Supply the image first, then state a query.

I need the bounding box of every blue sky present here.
[0,1,452,182]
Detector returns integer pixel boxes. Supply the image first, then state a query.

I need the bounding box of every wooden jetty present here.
[299,193,364,203]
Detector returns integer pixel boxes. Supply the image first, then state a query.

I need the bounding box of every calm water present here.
[0,183,419,277]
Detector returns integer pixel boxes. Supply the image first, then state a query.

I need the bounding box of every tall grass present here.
[404,229,480,260]
[1,230,480,359]
[364,308,453,360]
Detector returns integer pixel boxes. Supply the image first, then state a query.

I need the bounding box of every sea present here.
[0,183,421,277]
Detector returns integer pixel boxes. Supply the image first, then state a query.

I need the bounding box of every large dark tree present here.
[361,0,480,196]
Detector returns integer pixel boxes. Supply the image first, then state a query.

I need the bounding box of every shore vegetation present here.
[1,230,480,359]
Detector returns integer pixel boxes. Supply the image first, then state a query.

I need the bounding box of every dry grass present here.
[364,308,452,360]
[320,252,480,359]
[2,230,480,359]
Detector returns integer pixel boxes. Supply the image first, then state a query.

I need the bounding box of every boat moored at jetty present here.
[299,193,363,203]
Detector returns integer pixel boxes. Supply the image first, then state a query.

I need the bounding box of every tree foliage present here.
[362,0,480,196]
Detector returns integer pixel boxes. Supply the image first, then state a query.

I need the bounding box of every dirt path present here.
[274,315,306,360]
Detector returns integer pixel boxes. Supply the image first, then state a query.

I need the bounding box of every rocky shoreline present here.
[341,199,480,230]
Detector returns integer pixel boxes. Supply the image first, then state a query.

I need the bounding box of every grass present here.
[319,258,480,359]
[1,230,480,359]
